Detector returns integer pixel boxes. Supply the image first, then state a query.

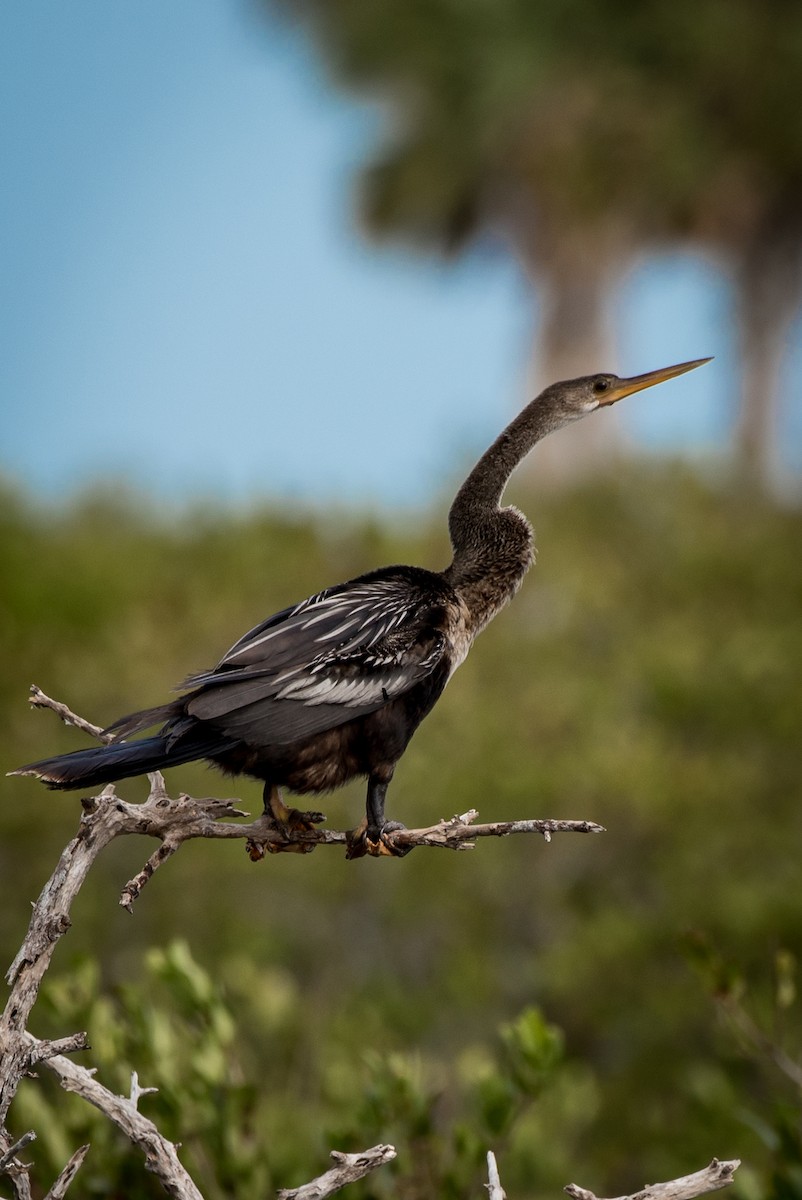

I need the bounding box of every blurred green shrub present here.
[14,942,584,1198]
[3,466,802,1196]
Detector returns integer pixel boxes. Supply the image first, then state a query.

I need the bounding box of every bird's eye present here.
[593,379,609,394]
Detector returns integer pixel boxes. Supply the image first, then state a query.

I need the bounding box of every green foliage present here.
[683,940,802,1200]
[14,941,575,1198]
[272,0,802,249]
[2,469,802,1195]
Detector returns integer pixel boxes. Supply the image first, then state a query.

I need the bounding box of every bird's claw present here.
[248,807,326,858]
[346,818,412,859]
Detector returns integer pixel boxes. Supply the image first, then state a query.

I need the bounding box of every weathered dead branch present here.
[27,1038,203,1200]
[28,685,110,743]
[564,1157,741,1200]
[486,1150,508,1200]
[42,1143,90,1200]
[277,1144,398,1200]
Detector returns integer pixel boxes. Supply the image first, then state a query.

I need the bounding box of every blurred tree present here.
[264,0,802,487]
[265,0,648,478]
[602,0,802,487]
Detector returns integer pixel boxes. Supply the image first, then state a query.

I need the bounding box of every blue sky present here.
[1,0,799,510]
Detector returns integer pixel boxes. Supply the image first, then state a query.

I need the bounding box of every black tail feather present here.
[8,730,227,791]
[102,701,181,741]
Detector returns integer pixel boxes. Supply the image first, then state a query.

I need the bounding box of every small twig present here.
[27,686,110,743]
[129,1071,159,1110]
[43,1143,90,1200]
[0,1129,37,1170]
[717,992,802,1090]
[485,1151,507,1200]
[277,1144,397,1200]
[28,1032,90,1065]
[564,1157,741,1200]
[120,840,181,913]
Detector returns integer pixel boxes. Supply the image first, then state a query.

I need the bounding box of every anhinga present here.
[11,358,710,855]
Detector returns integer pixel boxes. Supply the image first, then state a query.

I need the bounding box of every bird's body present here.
[11,359,710,854]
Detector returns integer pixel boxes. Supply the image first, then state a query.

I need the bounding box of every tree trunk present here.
[733,229,802,490]
[520,227,628,487]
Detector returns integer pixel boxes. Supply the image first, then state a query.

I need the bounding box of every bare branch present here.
[4,1165,33,1200]
[564,1158,741,1200]
[35,1041,204,1200]
[43,1143,90,1200]
[277,1144,397,1200]
[116,800,604,908]
[388,812,605,851]
[27,686,110,742]
[0,782,128,1126]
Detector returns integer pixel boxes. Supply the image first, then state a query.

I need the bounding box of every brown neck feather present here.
[447,390,565,561]
[441,390,572,620]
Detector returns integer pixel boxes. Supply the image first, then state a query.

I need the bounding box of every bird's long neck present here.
[447,391,561,558]
[444,391,563,621]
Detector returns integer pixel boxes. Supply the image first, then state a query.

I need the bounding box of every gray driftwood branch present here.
[563,1158,741,1200]
[27,1038,203,1200]
[42,1142,91,1200]
[486,1151,508,1200]
[277,1144,398,1200]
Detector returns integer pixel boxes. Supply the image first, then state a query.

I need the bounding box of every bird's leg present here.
[346,774,411,859]
[247,783,326,858]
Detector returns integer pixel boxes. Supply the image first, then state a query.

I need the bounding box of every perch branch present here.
[277,1144,397,1200]
[117,802,604,908]
[13,688,603,916]
[564,1157,741,1200]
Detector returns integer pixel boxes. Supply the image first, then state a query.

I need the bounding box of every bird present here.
[11,358,710,856]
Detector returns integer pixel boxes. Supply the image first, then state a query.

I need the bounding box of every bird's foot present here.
[247,805,326,859]
[346,818,412,860]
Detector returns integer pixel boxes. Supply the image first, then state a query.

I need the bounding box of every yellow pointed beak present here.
[599,357,713,406]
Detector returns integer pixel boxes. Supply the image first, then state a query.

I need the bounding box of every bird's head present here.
[545,357,713,422]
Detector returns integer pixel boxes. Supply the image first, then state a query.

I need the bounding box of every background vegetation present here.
[2,464,801,1196]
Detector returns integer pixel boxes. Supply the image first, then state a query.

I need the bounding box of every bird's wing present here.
[182,570,453,745]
